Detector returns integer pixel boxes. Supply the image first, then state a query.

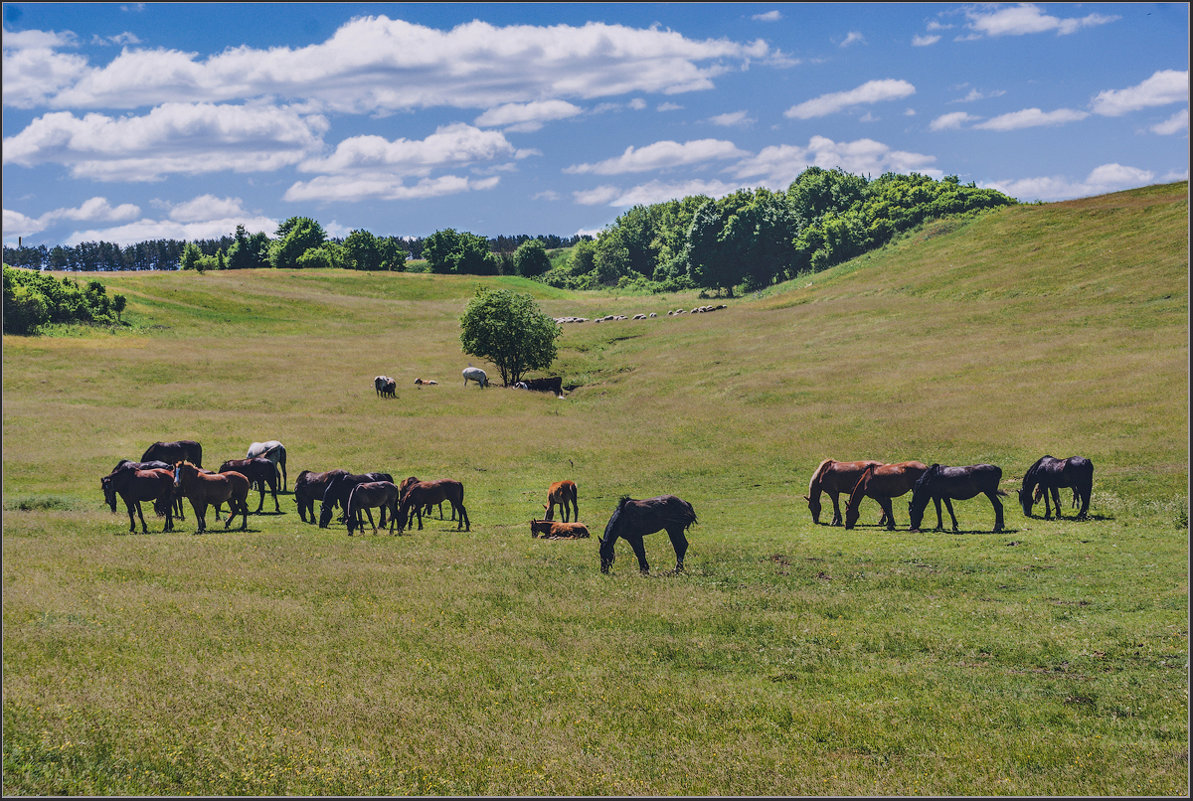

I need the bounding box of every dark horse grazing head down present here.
[908,463,1006,533]
[1018,455,1094,520]
[599,494,697,575]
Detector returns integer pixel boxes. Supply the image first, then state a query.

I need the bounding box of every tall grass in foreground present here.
[2,184,1187,795]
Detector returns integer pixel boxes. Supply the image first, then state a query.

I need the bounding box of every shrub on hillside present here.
[3,264,125,335]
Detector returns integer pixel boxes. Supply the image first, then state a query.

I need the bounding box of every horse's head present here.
[907,493,928,532]
[804,494,822,524]
[1017,487,1036,517]
[598,535,616,573]
[843,497,860,530]
[101,475,117,512]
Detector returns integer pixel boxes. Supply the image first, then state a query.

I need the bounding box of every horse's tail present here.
[808,458,834,497]
[346,484,360,532]
[847,464,876,508]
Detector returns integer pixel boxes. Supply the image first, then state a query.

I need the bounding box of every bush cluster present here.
[3,264,126,335]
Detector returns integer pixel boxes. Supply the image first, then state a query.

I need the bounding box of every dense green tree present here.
[295,243,345,269]
[423,228,499,275]
[180,242,202,271]
[513,238,551,277]
[227,224,270,270]
[269,216,327,269]
[683,188,796,294]
[459,287,561,387]
[568,238,596,275]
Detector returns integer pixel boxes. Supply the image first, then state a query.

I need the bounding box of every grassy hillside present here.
[2,182,1187,795]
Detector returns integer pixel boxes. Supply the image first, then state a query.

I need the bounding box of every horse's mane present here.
[808,459,834,496]
[850,463,877,499]
[913,464,941,491]
[1021,455,1051,489]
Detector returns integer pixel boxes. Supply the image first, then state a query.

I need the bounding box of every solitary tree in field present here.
[459,287,560,387]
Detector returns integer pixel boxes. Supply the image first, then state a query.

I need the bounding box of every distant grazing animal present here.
[346,481,401,536]
[805,459,884,526]
[318,472,395,529]
[294,469,348,524]
[599,494,697,575]
[515,376,564,396]
[246,441,288,491]
[908,463,1007,533]
[375,376,387,397]
[843,461,930,530]
[462,366,489,388]
[381,377,396,398]
[111,459,184,519]
[543,480,579,522]
[219,457,281,513]
[414,378,438,385]
[397,479,470,531]
[173,460,250,533]
[141,440,202,469]
[102,464,176,534]
[1018,455,1094,520]
[530,520,590,539]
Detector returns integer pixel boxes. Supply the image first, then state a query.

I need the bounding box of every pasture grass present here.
[2,183,1188,795]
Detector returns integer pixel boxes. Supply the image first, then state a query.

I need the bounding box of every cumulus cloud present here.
[972,107,1089,131]
[166,194,247,222]
[474,100,583,131]
[952,87,1005,103]
[1091,69,1189,116]
[732,135,939,186]
[3,207,46,239]
[784,79,915,119]
[3,196,142,243]
[284,173,501,203]
[752,11,782,23]
[1,28,90,107]
[50,194,275,246]
[573,179,741,207]
[3,102,328,181]
[565,139,747,175]
[840,31,866,47]
[912,34,941,46]
[964,3,1118,38]
[299,123,515,176]
[708,110,754,127]
[984,162,1155,202]
[1151,108,1189,136]
[929,111,980,131]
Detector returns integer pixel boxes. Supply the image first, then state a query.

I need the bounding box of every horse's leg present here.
[453,500,470,531]
[192,500,206,533]
[988,492,1005,533]
[879,497,896,531]
[829,492,843,526]
[944,498,959,532]
[625,536,651,574]
[666,527,689,573]
[932,497,945,531]
[1049,486,1063,519]
[1077,483,1091,520]
[271,479,280,513]
[123,497,137,533]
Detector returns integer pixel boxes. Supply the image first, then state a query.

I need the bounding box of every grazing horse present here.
[375,376,387,397]
[219,457,281,513]
[543,480,579,522]
[397,479,470,531]
[294,469,347,524]
[843,461,930,530]
[462,366,489,388]
[112,459,184,519]
[804,459,884,526]
[102,464,176,534]
[1018,455,1094,520]
[381,377,397,398]
[908,463,1007,533]
[399,476,454,521]
[345,481,401,536]
[173,461,250,533]
[246,441,288,492]
[318,472,394,529]
[599,495,697,575]
[141,439,202,469]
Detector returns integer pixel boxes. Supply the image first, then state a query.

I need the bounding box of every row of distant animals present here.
[375,368,565,397]
[554,304,728,324]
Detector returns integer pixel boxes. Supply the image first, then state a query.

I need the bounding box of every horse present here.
[804,459,884,526]
[843,461,930,530]
[141,439,202,468]
[318,472,395,529]
[1018,455,1094,520]
[374,376,387,397]
[246,441,288,492]
[294,469,347,524]
[219,457,281,513]
[599,495,697,575]
[530,520,590,539]
[396,479,470,531]
[111,459,185,519]
[398,476,454,521]
[382,377,397,398]
[101,464,176,534]
[345,481,401,536]
[908,463,1007,533]
[462,366,489,388]
[172,461,250,533]
[543,480,579,522]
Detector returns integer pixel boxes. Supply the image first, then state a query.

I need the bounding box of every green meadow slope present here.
[2,182,1187,796]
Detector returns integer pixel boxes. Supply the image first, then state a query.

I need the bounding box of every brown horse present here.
[111,459,185,519]
[102,464,176,534]
[173,461,250,533]
[543,480,579,522]
[397,479,470,531]
[804,458,884,526]
[843,461,930,530]
[219,457,281,513]
[345,481,401,535]
[399,476,454,521]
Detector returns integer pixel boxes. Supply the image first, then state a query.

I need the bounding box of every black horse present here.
[294,469,348,524]
[1018,455,1094,520]
[318,471,394,528]
[599,495,697,575]
[908,463,1006,533]
[141,440,203,469]
[219,457,282,513]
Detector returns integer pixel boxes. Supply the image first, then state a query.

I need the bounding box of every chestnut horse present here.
[908,463,1006,533]
[544,480,579,522]
[102,464,176,534]
[804,459,884,526]
[173,461,250,533]
[397,479,470,531]
[399,476,455,521]
[111,459,184,519]
[599,494,697,575]
[345,481,401,536]
[843,461,930,530]
[1018,455,1093,520]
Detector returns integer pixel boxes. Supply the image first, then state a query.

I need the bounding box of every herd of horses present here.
[99,438,1093,574]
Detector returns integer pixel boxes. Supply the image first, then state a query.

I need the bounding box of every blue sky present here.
[2,2,1188,248]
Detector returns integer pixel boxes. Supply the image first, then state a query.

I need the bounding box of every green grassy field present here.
[3,182,1187,795]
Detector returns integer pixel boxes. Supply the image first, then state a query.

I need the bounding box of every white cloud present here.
[984,162,1155,202]
[952,87,1005,103]
[784,79,916,119]
[3,208,46,240]
[565,139,747,175]
[474,100,583,130]
[91,32,142,47]
[3,103,328,181]
[299,124,515,176]
[912,34,941,46]
[573,179,740,207]
[840,31,866,47]
[63,214,278,247]
[1151,108,1189,136]
[708,110,754,127]
[930,111,980,131]
[3,196,142,243]
[1091,69,1189,116]
[284,174,501,203]
[965,4,1118,38]
[752,11,782,23]
[973,107,1089,131]
[1,28,90,107]
[657,102,684,112]
[167,195,248,222]
[732,135,939,186]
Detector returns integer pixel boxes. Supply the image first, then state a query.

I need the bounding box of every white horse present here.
[462,366,489,388]
[246,440,287,492]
